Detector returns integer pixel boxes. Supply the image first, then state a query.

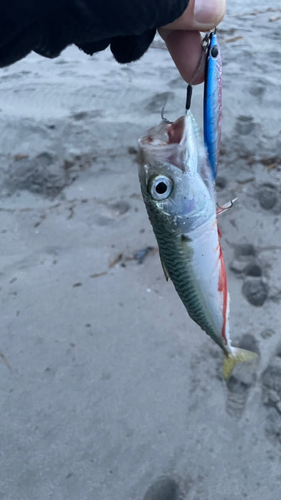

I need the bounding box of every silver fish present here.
[139,112,257,379]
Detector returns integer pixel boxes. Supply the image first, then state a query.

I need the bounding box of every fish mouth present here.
[167,116,187,145]
[139,116,188,171]
[140,116,187,147]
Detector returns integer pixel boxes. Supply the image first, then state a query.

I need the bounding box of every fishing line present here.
[161,100,173,123]
[185,30,214,113]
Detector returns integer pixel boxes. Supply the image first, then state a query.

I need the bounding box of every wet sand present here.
[0,3,281,499]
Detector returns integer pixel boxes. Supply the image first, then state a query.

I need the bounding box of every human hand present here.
[158,0,226,84]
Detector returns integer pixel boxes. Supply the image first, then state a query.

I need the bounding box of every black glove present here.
[0,0,189,67]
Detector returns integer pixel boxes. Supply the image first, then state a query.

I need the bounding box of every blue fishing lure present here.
[203,31,222,180]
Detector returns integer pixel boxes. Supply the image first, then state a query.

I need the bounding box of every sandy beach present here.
[1,2,281,499]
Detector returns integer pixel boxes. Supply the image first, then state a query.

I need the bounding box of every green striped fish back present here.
[153,221,224,350]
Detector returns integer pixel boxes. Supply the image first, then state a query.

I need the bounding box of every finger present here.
[162,0,226,31]
[159,30,205,84]
[159,0,226,84]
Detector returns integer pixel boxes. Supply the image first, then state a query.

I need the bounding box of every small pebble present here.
[135,246,154,264]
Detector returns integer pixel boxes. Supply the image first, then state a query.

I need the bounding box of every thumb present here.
[158,0,226,84]
[162,0,226,31]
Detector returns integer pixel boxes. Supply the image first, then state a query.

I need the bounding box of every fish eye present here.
[211,45,219,58]
[149,175,173,200]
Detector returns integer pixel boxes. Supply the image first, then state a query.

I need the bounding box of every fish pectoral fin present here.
[216,198,237,216]
[223,347,258,381]
[159,253,169,282]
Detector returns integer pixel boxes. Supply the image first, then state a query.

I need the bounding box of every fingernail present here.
[194,0,225,27]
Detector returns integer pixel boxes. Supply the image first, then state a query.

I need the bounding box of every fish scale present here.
[139,113,258,380]
[150,215,222,346]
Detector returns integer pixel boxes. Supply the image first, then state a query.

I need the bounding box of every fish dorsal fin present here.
[159,252,169,282]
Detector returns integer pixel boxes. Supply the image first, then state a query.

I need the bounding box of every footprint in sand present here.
[95,200,130,226]
[3,152,76,198]
[249,85,265,98]
[234,243,256,260]
[242,277,269,307]
[243,181,281,215]
[260,328,275,339]
[143,477,184,500]
[226,334,259,418]
[235,115,255,136]
[108,200,130,216]
[262,344,281,443]
[230,243,269,307]
[257,183,279,211]
[215,176,227,190]
[244,261,263,277]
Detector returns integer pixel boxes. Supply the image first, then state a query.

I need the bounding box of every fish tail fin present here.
[223,347,258,381]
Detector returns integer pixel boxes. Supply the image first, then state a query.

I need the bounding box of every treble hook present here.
[161,100,172,123]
